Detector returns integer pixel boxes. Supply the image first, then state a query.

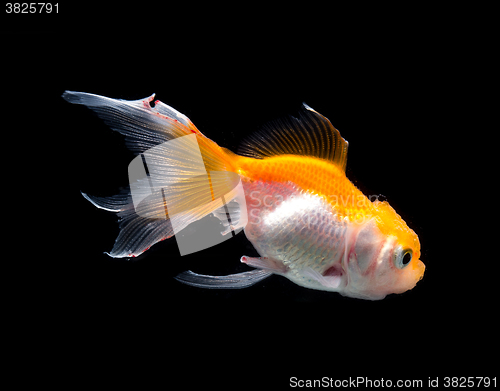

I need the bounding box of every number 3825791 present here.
[444,377,496,388]
[6,3,59,13]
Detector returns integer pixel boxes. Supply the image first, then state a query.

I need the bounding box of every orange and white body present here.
[63,91,425,300]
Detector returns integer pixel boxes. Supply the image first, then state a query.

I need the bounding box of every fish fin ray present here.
[302,267,342,289]
[238,103,349,171]
[81,190,130,212]
[212,198,248,235]
[68,91,244,257]
[110,207,174,258]
[62,91,201,154]
[174,269,272,289]
[82,148,244,258]
[81,186,174,258]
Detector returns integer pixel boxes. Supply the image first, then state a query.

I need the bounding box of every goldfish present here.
[63,91,425,300]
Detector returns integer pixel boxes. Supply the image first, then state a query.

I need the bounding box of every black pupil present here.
[402,251,412,266]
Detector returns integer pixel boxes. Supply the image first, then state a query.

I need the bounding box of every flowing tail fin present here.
[63,91,243,258]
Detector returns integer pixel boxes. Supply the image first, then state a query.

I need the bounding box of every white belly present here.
[242,179,353,291]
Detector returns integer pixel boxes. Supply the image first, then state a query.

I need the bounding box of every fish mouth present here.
[414,260,425,282]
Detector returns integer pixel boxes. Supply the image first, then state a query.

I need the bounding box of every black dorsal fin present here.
[238,104,349,171]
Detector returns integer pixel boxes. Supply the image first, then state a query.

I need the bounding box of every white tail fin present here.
[64,91,243,258]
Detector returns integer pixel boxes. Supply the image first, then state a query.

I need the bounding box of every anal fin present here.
[302,267,342,289]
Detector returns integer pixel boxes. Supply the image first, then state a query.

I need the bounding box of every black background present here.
[3,9,494,387]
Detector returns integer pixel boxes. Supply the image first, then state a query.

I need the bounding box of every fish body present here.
[64,91,424,300]
[238,154,423,299]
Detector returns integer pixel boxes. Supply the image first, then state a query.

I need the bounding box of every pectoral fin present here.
[240,256,288,273]
[302,267,342,289]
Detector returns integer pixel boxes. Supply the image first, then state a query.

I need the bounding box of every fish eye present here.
[395,248,413,269]
[402,250,412,266]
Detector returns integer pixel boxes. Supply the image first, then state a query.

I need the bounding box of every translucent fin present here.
[67,91,244,258]
[129,135,240,217]
[174,269,272,289]
[81,190,129,212]
[82,183,235,259]
[110,207,174,258]
[62,91,200,154]
[239,103,349,171]
[62,91,238,174]
[90,189,175,258]
[212,198,248,236]
[302,267,342,289]
[82,150,244,258]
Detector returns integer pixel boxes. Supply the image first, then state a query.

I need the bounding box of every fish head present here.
[342,201,425,300]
